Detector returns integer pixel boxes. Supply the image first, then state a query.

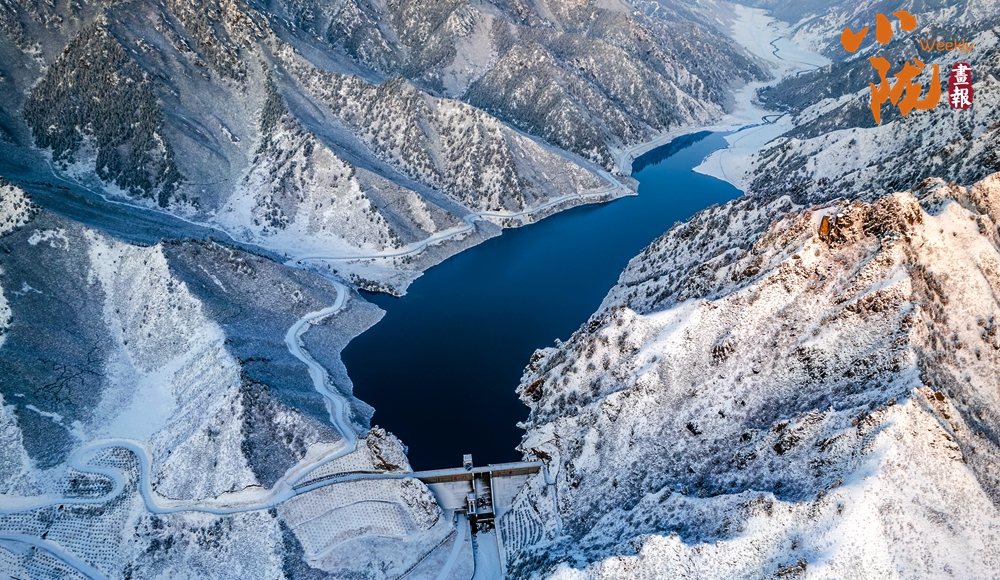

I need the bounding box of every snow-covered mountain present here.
[489,2,1000,577]
[3,0,1000,577]
[0,0,769,292]
[731,1,1000,204]
[504,173,1000,578]
[263,0,768,169]
[0,178,457,578]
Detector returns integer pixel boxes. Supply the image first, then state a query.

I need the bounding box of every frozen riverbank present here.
[694,4,831,191]
[614,5,829,177]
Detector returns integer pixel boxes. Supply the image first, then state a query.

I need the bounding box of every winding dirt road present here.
[0,283,363,578]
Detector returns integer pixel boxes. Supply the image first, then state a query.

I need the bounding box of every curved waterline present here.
[343,131,745,469]
[0,130,747,576]
[291,183,624,265]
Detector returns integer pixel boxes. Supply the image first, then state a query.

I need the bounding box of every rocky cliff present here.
[504,173,1000,578]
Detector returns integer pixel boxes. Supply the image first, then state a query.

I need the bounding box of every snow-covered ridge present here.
[216,77,406,259]
[503,173,1000,578]
[277,42,608,213]
[269,0,769,170]
[0,195,454,578]
[711,2,1000,202]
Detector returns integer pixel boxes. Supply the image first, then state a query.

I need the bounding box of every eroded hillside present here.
[501,174,1000,578]
[0,180,456,578]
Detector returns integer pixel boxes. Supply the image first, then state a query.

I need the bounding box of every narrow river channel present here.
[343,131,744,470]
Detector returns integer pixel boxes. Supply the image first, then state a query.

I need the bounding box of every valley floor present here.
[619,4,830,179]
[0,3,860,579]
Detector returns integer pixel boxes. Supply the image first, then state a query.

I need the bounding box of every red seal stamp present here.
[948,62,973,109]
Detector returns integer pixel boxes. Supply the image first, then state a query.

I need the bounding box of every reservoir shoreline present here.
[344,131,745,470]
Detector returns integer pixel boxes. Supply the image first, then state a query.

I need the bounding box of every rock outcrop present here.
[506,174,1000,578]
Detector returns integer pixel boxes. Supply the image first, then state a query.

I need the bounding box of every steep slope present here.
[21,20,183,206]
[216,71,409,258]
[0,190,338,484]
[502,174,1000,578]
[723,1,1000,203]
[268,0,768,169]
[0,182,454,579]
[0,0,622,294]
[276,41,606,214]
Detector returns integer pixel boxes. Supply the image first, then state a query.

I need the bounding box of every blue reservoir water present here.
[342,131,742,470]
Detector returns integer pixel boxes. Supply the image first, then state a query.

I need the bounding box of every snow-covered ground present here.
[0,181,36,237]
[503,172,1000,578]
[472,530,503,580]
[693,5,831,190]
[612,5,830,177]
[0,185,466,578]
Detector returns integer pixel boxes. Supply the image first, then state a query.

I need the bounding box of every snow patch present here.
[26,229,69,249]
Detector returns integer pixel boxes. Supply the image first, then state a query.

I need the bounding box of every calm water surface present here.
[342,131,742,469]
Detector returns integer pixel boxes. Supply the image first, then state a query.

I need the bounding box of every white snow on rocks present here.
[217,117,402,258]
[0,182,37,237]
[504,174,1000,578]
[280,44,607,213]
[85,232,257,499]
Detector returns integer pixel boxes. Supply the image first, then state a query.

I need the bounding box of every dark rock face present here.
[0,213,114,468]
